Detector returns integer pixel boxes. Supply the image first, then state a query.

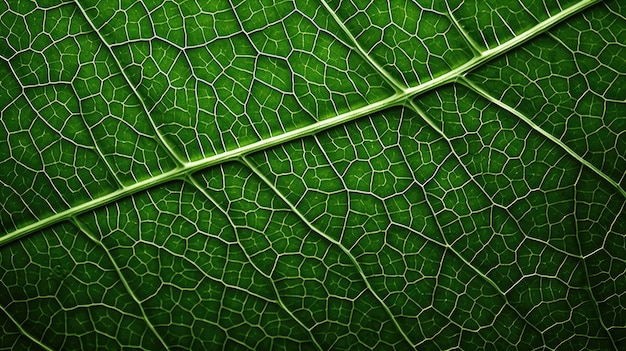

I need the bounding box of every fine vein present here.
[241,156,416,348]
[0,0,601,248]
[462,78,626,200]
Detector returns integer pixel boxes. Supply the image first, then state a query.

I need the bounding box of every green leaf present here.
[1,0,625,349]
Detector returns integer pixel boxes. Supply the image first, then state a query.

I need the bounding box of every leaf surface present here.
[1,0,625,349]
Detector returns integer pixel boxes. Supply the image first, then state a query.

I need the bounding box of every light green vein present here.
[184,175,325,351]
[0,92,405,248]
[72,218,171,351]
[241,156,417,349]
[445,2,484,56]
[571,168,619,351]
[461,77,626,200]
[391,106,548,344]
[316,0,407,91]
[0,0,601,249]
[71,0,185,167]
[403,0,602,97]
[0,305,55,351]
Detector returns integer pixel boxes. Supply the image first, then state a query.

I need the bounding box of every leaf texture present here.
[0,0,625,350]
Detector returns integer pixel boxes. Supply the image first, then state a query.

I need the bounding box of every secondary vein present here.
[0,0,602,248]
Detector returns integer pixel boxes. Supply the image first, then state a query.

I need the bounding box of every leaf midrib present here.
[0,0,603,248]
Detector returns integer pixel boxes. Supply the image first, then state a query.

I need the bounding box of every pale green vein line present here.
[407,99,586,261]
[0,169,172,247]
[403,0,602,97]
[572,167,619,351]
[311,136,352,242]
[71,0,185,167]
[391,152,548,345]
[408,98,591,284]
[72,218,171,351]
[318,0,602,139]
[0,0,602,248]
[11,95,74,209]
[0,92,405,248]
[74,92,126,188]
[240,156,417,349]
[184,175,325,351]
[461,77,626,200]
[316,0,407,92]
[445,2,484,56]
[17,86,125,188]
[384,220,525,349]
[0,305,55,351]
[399,102,549,343]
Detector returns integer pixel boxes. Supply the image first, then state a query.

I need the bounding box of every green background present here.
[1,0,625,349]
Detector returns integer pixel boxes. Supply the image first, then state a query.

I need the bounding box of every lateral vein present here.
[241,156,417,348]
[462,77,626,200]
[0,0,601,248]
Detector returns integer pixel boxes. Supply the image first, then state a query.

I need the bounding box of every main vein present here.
[0,0,601,248]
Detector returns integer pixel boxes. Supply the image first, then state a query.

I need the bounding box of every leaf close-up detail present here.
[1,0,625,350]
